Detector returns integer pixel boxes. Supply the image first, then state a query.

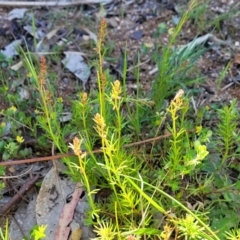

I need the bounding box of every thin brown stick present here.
[0,133,172,166]
[0,153,76,166]
[0,174,39,216]
[0,0,111,7]
[0,165,33,179]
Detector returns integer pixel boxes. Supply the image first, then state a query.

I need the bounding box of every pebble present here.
[62,77,69,84]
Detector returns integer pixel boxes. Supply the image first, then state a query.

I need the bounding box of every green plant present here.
[2,3,240,239]
[188,1,208,33]
[21,53,80,178]
[65,18,219,239]
[151,0,205,111]
[216,61,232,91]
[216,99,238,167]
[29,225,47,240]
[224,228,240,240]
[22,224,47,240]
[152,23,167,38]
[196,99,240,239]
[151,89,210,191]
[0,106,33,160]
[173,214,208,240]
[0,219,8,240]
[207,6,240,34]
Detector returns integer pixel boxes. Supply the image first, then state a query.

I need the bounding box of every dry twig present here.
[0,0,112,7]
[0,174,39,216]
[0,133,172,166]
[0,165,33,179]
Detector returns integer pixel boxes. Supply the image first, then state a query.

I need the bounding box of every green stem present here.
[171,110,178,171]
[125,175,220,240]
[115,104,121,151]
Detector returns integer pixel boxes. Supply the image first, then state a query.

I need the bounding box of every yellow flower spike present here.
[38,56,47,86]
[69,137,86,158]
[44,89,52,103]
[111,80,122,100]
[16,136,24,143]
[93,113,106,129]
[100,72,107,90]
[173,89,184,103]
[81,92,88,104]
[99,18,107,42]
[169,89,184,110]
[161,223,174,238]
[93,113,107,138]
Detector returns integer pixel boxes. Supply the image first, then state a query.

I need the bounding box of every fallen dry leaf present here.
[62,52,90,90]
[55,182,83,240]
[36,162,75,240]
[233,54,240,65]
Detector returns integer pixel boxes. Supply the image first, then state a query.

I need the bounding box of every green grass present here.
[0,219,8,240]
[1,0,240,239]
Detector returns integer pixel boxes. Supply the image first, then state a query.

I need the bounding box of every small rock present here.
[62,77,69,84]
[131,30,143,40]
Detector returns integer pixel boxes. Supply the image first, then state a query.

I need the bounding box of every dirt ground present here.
[0,0,239,107]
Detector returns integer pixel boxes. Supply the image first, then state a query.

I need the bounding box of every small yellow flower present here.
[197,144,209,161]
[3,86,8,91]
[0,122,6,128]
[30,225,47,240]
[57,97,63,103]
[34,109,40,114]
[144,42,153,48]
[168,27,175,35]
[16,136,24,143]
[205,105,210,111]
[93,220,117,240]
[8,106,17,113]
[160,224,173,239]
[196,125,202,134]
[27,72,32,78]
